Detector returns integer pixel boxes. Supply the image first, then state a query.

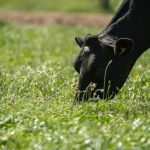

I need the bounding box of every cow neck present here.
[105,11,149,61]
[99,15,149,79]
[105,0,130,30]
[106,1,150,50]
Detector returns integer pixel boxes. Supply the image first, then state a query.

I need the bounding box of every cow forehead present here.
[81,53,96,70]
[87,54,95,68]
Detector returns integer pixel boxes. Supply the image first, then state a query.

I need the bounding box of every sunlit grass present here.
[0,22,150,149]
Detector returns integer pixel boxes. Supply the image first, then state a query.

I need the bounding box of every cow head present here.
[74,34,134,101]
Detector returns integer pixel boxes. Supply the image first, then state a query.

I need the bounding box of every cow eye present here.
[83,46,90,52]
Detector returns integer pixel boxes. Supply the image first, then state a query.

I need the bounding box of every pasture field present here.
[0,21,150,150]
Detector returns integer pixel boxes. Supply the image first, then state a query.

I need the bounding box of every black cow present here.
[74,0,150,101]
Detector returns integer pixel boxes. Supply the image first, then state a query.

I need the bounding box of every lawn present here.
[0,21,150,150]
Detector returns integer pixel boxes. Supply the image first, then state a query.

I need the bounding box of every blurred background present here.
[0,0,122,27]
[0,0,121,13]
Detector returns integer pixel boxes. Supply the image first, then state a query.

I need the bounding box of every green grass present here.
[0,22,150,150]
[0,0,121,13]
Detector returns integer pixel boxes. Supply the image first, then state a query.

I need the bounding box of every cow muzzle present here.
[75,83,98,101]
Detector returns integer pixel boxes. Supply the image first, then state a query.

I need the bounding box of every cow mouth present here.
[75,87,104,101]
[75,84,117,101]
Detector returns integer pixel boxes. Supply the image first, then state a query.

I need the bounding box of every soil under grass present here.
[0,11,112,27]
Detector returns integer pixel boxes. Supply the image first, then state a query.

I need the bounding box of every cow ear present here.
[114,38,134,56]
[75,37,84,47]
